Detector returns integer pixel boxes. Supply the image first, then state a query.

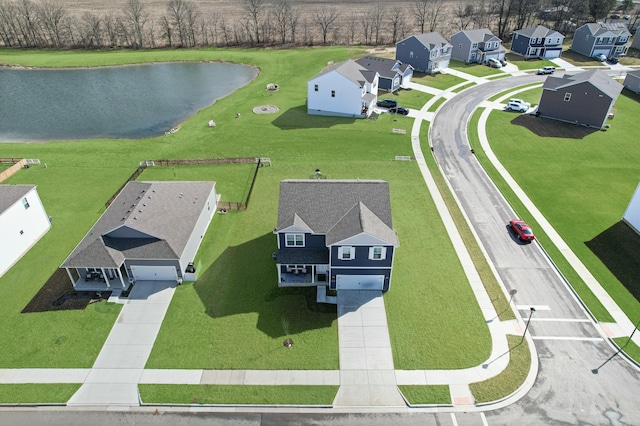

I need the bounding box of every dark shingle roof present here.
[61,181,215,268]
[0,184,35,213]
[411,32,451,49]
[276,248,330,264]
[459,28,501,43]
[355,56,405,80]
[310,59,377,87]
[542,69,623,100]
[276,180,398,246]
[514,25,563,39]
[582,22,631,37]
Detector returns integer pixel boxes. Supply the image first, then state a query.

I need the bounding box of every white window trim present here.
[564,92,572,102]
[22,197,30,209]
[338,246,355,260]
[369,246,387,260]
[285,233,305,247]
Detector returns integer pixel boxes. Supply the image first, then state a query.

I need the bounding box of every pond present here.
[0,62,258,142]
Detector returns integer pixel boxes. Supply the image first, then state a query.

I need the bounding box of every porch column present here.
[117,267,126,288]
[311,265,315,284]
[277,264,282,283]
[101,268,110,288]
[65,267,76,288]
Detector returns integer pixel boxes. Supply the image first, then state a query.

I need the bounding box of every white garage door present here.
[544,50,561,59]
[131,265,178,281]
[336,274,384,290]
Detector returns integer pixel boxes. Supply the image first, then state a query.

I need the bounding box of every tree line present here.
[0,0,636,49]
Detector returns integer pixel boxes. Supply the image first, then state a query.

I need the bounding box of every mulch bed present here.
[22,269,110,313]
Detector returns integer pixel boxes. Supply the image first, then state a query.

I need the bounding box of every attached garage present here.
[131,265,178,281]
[592,48,610,57]
[336,274,384,290]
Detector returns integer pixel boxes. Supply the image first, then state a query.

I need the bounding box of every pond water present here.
[0,62,258,142]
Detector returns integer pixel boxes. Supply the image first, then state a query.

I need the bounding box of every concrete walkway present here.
[549,57,582,71]
[67,281,177,406]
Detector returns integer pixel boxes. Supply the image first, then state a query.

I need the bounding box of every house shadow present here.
[510,114,599,139]
[193,233,336,338]
[272,105,356,130]
[585,221,640,302]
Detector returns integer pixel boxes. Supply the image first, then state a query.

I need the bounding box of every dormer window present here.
[286,234,304,247]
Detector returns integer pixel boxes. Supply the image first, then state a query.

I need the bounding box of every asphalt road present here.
[430,74,640,425]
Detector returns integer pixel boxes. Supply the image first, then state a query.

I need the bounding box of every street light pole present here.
[508,289,518,305]
[522,307,536,342]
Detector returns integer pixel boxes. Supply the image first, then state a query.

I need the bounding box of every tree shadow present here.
[585,221,640,302]
[193,232,336,338]
[511,114,599,139]
[271,105,356,130]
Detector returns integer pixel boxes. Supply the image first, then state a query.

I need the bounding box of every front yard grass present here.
[448,60,502,78]
[558,48,606,67]
[139,385,338,405]
[471,88,640,331]
[503,53,556,70]
[0,384,80,403]
[412,72,466,90]
[399,385,451,405]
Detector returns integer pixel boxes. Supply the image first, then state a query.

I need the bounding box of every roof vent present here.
[134,216,138,220]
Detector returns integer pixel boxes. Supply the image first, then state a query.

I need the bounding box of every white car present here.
[537,66,555,75]
[487,58,502,68]
[505,99,531,112]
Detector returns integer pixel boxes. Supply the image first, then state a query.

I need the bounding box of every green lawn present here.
[503,52,557,70]
[399,385,451,405]
[558,48,606,67]
[473,89,640,328]
[428,97,446,112]
[470,335,530,403]
[448,59,502,77]
[139,385,338,405]
[0,384,81,403]
[412,72,467,90]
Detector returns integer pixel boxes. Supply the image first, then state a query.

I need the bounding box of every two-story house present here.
[537,69,623,129]
[396,32,452,74]
[510,25,565,59]
[274,180,399,297]
[450,28,506,64]
[571,22,631,59]
[354,56,414,92]
[307,59,378,118]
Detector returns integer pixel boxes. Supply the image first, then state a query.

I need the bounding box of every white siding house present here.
[307,59,378,118]
[0,185,51,278]
[623,182,640,234]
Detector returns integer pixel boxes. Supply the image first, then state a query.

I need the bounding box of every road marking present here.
[531,336,602,342]
[529,318,591,322]
[516,305,551,311]
[480,412,489,426]
[451,412,458,426]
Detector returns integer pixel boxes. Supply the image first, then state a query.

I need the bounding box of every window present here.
[458,43,462,49]
[369,247,386,260]
[409,51,414,58]
[331,90,335,98]
[338,246,355,260]
[472,43,478,49]
[564,92,572,102]
[285,234,304,247]
[314,84,318,92]
[19,230,24,235]
[22,197,30,209]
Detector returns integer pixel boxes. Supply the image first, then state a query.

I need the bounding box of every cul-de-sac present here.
[1,0,640,424]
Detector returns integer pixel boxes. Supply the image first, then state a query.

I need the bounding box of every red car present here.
[509,219,535,242]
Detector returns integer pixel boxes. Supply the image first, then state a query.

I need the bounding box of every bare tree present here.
[368,4,385,45]
[412,0,445,33]
[314,6,338,44]
[0,0,20,46]
[493,0,514,40]
[184,1,199,46]
[473,0,492,29]
[122,0,147,48]
[589,0,616,20]
[388,7,407,44]
[361,12,372,44]
[412,0,429,33]
[36,0,66,47]
[17,0,42,47]
[159,14,172,47]
[288,4,300,44]
[103,12,120,47]
[271,0,290,44]
[241,0,265,45]
[511,0,540,30]
[165,0,197,47]
[453,0,475,31]
[425,0,445,32]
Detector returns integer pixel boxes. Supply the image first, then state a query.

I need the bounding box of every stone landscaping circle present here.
[253,105,279,114]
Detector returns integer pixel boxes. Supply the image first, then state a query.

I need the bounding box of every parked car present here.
[509,219,535,242]
[389,106,409,115]
[610,14,620,19]
[487,58,501,68]
[594,53,607,62]
[505,99,531,112]
[376,98,397,108]
[607,56,619,64]
[499,58,508,67]
[537,66,556,75]
[624,15,631,20]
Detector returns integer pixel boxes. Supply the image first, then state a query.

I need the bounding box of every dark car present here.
[499,58,507,67]
[607,56,619,64]
[377,98,397,108]
[509,219,535,242]
[389,106,409,115]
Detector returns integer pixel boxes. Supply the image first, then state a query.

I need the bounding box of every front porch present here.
[278,264,329,287]
[65,266,130,291]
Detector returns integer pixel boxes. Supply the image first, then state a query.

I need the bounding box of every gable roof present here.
[354,56,412,79]
[626,69,640,79]
[457,28,501,43]
[580,22,631,37]
[276,180,398,246]
[514,25,563,39]
[407,32,451,49]
[0,184,35,214]
[542,69,623,100]
[309,59,378,87]
[61,181,215,268]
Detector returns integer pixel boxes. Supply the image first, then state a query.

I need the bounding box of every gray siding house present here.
[355,56,414,92]
[632,29,640,50]
[451,28,506,64]
[537,70,623,128]
[396,32,452,74]
[571,23,631,58]
[623,69,640,94]
[61,181,217,291]
[274,180,399,296]
[510,25,564,59]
